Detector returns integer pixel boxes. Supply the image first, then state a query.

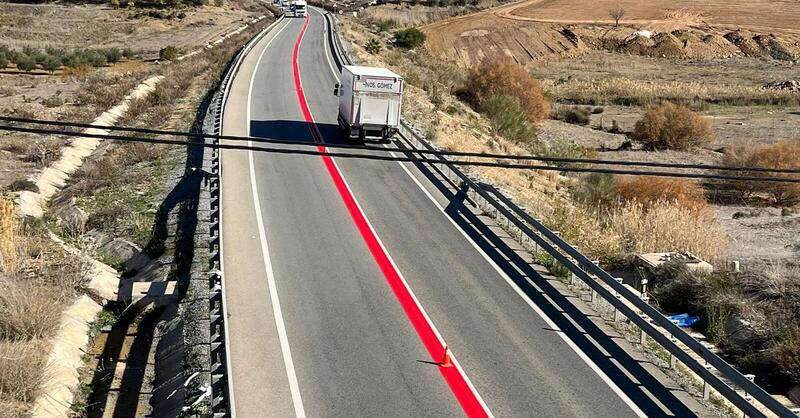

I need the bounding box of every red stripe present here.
[291,14,488,417]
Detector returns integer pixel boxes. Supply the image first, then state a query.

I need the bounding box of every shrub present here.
[572,172,617,207]
[480,94,536,144]
[365,39,382,55]
[0,53,8,69]
[375,19,397,32]
[0,340,47,404]
[42,55,61,73]
[553,106,591,125]
[463,55,550,125]
[159,45,179,61]
[14,54,36,72]
[631,102,714,150]
[721,138,800,205]
[774,326,800,384]
[103,47,122,63]
[0,280,62,340]
[533,139,591,167]
[122,48,135,59]
[615,176,709,212]
[394,28,426,49]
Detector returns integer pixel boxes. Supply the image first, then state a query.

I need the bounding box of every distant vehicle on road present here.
[289,0,307,17]
[334,65,403,142]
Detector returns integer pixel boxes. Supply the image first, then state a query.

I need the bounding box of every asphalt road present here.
[219,9,703,417]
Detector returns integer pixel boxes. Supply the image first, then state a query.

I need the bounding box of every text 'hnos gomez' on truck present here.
[334,65,404,142]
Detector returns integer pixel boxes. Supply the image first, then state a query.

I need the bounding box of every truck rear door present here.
[358,94,391,125]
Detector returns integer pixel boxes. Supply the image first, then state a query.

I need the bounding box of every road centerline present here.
[292,12,491,417]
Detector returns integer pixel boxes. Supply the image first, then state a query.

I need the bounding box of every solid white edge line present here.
[243,19,307,418]
[388,148,648,418]
[218,16,285,416]
[306,8,493,416]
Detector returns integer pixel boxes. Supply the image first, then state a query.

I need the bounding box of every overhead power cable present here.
[2,115,799,175]
[2,123,799,184]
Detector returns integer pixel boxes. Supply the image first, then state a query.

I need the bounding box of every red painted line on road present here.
[290,14,489,417]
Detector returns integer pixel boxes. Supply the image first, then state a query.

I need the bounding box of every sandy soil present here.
[507,0,800,34]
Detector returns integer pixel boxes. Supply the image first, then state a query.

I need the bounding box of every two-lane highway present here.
[219,9,700,417]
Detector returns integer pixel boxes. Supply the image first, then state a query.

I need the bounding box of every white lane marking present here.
[304,9,493,415]
[220,17,286,416]
[245,19,307,418]
[319,10,341,82]
[312,7,645,414]
[388,150,648,418]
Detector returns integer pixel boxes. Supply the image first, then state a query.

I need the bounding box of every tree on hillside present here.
[609,6,625,27]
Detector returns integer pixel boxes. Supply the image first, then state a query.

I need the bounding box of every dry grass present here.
[0,279,64,341]
[631,102,714,150]
[0,340,48,407]
[541,77,800,107]
[545,200,623,264]
[610,199,728,263]
[615,176,709,212]
[0,197,19,273]
[721,138,800,205]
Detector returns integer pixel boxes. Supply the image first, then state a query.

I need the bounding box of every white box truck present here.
[289,0,307,17]
[334,65,403,142]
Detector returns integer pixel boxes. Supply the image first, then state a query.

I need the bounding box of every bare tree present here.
[609,6,625,27]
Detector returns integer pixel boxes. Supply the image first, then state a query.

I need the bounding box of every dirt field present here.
[422,0,800,66]
[0,1,262,55]
[505,0,800,34]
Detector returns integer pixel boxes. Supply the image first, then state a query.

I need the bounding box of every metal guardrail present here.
[321,10,796,418]
[208,15,285,418]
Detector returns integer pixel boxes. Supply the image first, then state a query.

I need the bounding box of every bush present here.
[122,48,135,59]
[375,19,397,32]
[572,172,617,207]
[103,47,122,63]
[365,39,382,55]
[463,55,550,126]
[159,45,179,61]
[14,54,36,72]
[631,102,714,150]
[553,106,591,125]
[480,94,536,144]
[721,138,800,205]
[394,28,426,49]
[774,326,800,384]
[533,139,591,167]
[0,53,7,69]
[615,176,709,212]
[42,55,61,73]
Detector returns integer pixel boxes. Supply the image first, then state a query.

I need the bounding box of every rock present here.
[54,201,88,235]
[724,314,759,348]
[764,80,800,91]
[100,238,150,272]
[788,385,800,406]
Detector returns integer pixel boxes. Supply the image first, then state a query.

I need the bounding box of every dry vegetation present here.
[0,197,88,414]
[721,138,800,205]
[631,102,714,150]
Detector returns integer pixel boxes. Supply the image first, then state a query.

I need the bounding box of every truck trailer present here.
[334,65,403,142]
[289,0,307,17]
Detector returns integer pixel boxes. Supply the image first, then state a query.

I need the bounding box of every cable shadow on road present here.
[250,119,349,145]
[406,157,698,418]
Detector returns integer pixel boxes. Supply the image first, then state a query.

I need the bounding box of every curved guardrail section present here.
[321,10,796,418]
[209,14,285,418]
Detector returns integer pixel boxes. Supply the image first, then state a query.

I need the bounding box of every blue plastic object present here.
[667,313,699,328]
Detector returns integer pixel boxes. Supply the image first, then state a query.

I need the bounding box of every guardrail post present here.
[669,335,679,369]
[613,277,623,322]
[742,374,755,417]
